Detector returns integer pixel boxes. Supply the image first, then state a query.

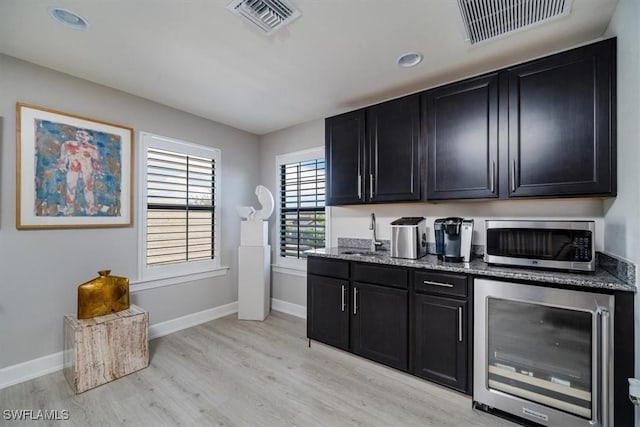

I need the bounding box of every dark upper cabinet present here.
[505,38,616,198]
[424,73,499,200]
[367,95,421,203]
[325,95,421,205]
[324,38,616,204]
[325,109,366,205]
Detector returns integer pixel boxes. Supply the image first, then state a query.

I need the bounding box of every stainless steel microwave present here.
[484,220,595,272]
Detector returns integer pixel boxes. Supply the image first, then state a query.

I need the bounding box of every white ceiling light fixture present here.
[48,7,89,30]
[227,0,301,36]
[457,0,572,45]
[397,52,424,68]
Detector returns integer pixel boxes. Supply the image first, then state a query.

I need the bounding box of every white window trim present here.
[275,146,329,271]
[138,131,223,285]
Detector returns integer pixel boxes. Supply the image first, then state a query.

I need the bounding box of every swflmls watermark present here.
[3,409,70,421]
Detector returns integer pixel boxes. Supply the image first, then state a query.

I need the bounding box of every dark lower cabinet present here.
[307,257,409,371]
[307,274,349,350]
[308,256,471,395]
[351,281,408,370]
[414,293,468,393]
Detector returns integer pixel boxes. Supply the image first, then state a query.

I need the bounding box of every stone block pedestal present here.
[63,304,149,393]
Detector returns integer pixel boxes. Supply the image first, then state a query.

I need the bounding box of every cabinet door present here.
[307,274,349,350]
[414,293,468,393]
[506,38,616,198]
[367,95,421,203]
[325,110,366,205]
[425,74,499,200]
[351,282,408,370]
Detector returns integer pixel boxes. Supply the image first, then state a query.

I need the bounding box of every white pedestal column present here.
[238,221,271,321]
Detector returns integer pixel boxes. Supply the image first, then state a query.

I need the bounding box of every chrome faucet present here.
[370,213,383,251]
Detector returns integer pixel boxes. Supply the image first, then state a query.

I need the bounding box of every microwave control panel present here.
[571,236,592,261]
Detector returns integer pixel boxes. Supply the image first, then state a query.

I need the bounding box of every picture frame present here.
[16,103,133,229]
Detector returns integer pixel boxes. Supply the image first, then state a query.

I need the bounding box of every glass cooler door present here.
[487,298,593,419]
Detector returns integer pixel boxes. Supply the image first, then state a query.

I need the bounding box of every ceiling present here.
[0,0,618,135]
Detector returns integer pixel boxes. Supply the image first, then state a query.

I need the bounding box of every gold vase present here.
[77,270,130,319]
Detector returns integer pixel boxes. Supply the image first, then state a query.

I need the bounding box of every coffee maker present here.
[434,217,474,262]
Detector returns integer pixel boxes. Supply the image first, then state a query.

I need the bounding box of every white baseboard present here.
[271,298,306,319]
[148,301,238,339]
[0,351,64,391]
[0,302,239,391]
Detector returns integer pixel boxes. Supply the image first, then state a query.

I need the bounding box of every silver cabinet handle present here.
[353,287,358,315]
[357,174,362,199]
[490,161,495,193]
[341,285,346,312]
[458,307,463,342]
[369,174,374,199]
[511,160,516,192]
[423,280,454,288]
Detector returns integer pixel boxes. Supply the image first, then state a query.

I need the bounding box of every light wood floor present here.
[0,311,516,426]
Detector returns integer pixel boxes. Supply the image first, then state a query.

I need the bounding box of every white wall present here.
[0,55,261,369]
[603,1,640,423]
[259,119,325,307]
[603,0,640,266]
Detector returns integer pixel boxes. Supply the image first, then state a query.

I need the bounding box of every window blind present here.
[280,158,325,258]
[146,148,215,266]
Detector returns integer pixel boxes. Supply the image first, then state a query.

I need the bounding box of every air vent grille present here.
[227,0,301,35]
[457,0,572,44]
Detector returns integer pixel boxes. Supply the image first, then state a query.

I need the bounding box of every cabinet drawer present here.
[414,270,468,297]
[307,257,349,279]
[352,263,407,289]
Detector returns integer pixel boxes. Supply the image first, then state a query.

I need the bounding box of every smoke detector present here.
[227,0,301,35]
[457,0,572,45]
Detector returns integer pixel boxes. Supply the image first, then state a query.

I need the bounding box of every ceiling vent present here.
[227,0,301,35]
[457,0,572,45]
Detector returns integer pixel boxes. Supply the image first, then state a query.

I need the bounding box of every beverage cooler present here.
[473,278,614,426]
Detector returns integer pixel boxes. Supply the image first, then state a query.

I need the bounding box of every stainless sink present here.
[340,250,382,256]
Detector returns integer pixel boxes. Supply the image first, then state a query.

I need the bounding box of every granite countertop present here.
[307,247,636,293]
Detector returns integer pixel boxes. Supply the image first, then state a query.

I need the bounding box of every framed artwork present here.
[16,103,133,229]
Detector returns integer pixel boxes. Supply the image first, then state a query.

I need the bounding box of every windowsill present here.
[272,265,307,277]
[130,266,230,292]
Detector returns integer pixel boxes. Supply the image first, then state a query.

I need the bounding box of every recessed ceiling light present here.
[48,7,89,30]
[397,52,424,68]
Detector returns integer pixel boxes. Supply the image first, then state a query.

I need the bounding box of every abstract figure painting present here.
[17,103,133,229]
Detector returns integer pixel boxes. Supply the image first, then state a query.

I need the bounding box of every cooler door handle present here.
[595,309,611,426]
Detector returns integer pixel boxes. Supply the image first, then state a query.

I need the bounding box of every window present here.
[276,147,326,268]
[139,132,221,281]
